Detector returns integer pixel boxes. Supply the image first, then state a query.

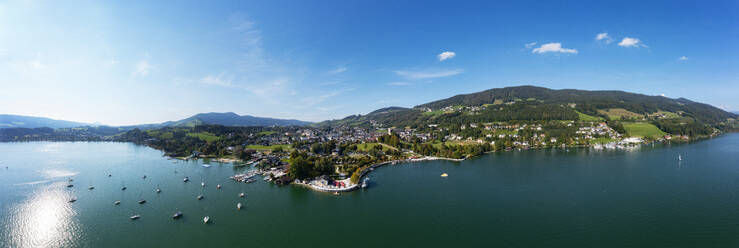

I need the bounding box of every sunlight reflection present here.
[41,169,77,179]
[7,182,79,247]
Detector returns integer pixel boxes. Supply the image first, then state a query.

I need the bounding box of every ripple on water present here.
[4,182,81,248]
[41,169,78,179]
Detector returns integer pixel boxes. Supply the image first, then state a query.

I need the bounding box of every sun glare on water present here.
[7,182,80,247]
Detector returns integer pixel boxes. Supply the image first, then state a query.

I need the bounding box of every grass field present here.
[146,130,174,139]
[623,123,667,139]
[649,111,680,119]
[575,110,604,122]
[186,132,221,142]
[245,144,292,151]
[422,110,445,116]
[598,108,643,120]
[356,142,397,151]
[592,137,618,144]
[257,131,277,136]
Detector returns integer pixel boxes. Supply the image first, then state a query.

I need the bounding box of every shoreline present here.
[293,155,467,193]
[289,138,708,193]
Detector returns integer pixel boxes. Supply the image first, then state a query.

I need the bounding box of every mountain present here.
[320,86,737,130]
[0,114,90,129]
[160,112,311,127]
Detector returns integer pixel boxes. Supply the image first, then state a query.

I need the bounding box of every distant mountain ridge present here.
[160,112,311,127]
[0,112,311,130]
[320,86,737,129]
[0,114,90,129]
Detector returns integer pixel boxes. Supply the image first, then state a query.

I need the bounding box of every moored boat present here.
[197,195,204,200]
[203,216,210,224]
[172,212,183,219]
[114,200,121,205]
[239,192,245,197]
[138,200,146,204]
[237,202,242,210]
[130,215,140,220]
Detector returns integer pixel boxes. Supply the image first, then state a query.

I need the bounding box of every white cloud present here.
[133,60,153,76]
[532,43,578,54]
[595,32,613,44]
[437,51,456,61]
[320,81,342,86]
[524,42,537,49]
[387,82,410,86]
[301,88,352,106]
[618,37,645,48]
[200,73,233,87]
[328,67,347,74]
[395,69,463,80]
[679,56,688,61]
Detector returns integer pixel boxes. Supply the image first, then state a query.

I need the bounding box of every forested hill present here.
[161,112,311,127]
[417,86,733,123]
[0,114,90,129]
[319,86,737,134]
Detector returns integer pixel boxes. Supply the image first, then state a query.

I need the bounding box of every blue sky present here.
[1,0,737,125]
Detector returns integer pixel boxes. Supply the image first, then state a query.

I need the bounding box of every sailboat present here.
[203,216,210,224]
[678,154,682,161]
[237,202,242,210]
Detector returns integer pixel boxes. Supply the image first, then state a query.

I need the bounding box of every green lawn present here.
[650,111,680,119]
[575,110,604,122]
[422,110,445,116]
[257,131,277,136]
[186,132,221,142]
[591,137,617,144]
[146,130,173,139]
[356,143,385,151]
[598,108,643,120]
[623,123,667,139]
[245,144,292,151]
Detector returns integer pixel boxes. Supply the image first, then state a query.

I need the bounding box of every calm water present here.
[1,134,739,247]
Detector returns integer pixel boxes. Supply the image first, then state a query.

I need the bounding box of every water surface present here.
[1,135,739,247]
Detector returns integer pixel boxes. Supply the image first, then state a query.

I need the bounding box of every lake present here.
[1,134,739,247]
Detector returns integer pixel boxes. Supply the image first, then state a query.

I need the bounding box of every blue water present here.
[1,134,739,247]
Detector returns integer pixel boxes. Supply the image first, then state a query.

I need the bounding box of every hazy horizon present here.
[2,85,736,126]
[1,0,737,125]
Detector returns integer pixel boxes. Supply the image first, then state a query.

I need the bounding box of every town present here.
[114,112,692,193]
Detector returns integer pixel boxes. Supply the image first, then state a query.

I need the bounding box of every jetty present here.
[230,170,261,183]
